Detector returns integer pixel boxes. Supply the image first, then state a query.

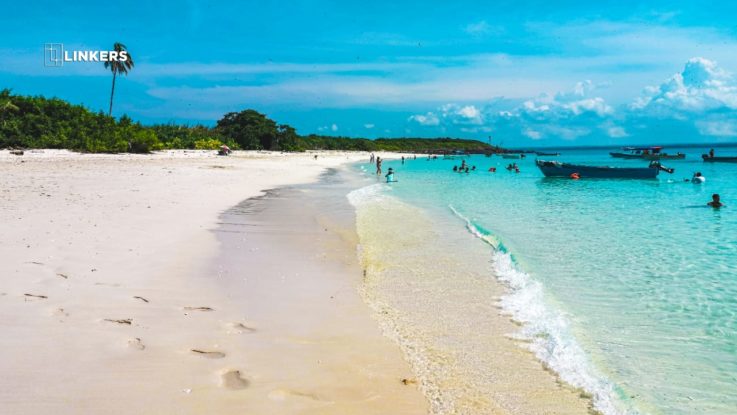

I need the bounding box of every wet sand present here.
[202,168,427,413]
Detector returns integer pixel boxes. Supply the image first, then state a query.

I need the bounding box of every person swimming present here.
[692,172,706,183]
[453,166,458,172]
[708,193,724,208]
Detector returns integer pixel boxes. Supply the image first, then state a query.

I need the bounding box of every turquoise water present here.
[362,148,737,414]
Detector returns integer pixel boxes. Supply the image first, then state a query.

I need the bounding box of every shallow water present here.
[351,147,737,415]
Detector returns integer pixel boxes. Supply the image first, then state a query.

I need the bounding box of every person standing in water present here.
[385,167,396,183]
[401,156,405,165]
[370,153,375,164]
[708,194,724,208]
[376,157,382,175]
[709,148,715,158]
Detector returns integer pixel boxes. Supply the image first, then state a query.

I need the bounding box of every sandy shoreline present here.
[0,149,423,414]
[1,148,593,414]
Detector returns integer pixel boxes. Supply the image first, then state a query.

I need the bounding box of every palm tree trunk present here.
[108,71,117,116]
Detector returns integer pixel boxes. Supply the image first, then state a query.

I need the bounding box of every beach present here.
[0,150,427,414]
[0,149,623,415]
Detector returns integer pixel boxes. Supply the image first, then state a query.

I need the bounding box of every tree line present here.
[0,89,498,153]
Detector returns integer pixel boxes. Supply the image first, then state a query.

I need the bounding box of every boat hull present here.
[702,154,737,163]
[536,160,659,179]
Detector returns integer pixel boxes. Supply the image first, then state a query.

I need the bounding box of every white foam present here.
[347,183,386,207]
[449,205,636,415]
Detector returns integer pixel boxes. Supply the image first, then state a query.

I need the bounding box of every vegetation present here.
[0,90,498,154]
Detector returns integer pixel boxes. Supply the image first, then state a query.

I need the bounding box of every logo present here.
[44,43,64,67]
[44,43,128,67]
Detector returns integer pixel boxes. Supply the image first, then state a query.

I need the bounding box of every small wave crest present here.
[347,183,387,207]
[449,204,633,415]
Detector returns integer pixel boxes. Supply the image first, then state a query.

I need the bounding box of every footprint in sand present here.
[104,318,132,325]
[24,293,48,301]
[191,349,226,359]
[221,370,249,390]
[128,337,146,350]
[225,322,256,334]
[183,306,214,312]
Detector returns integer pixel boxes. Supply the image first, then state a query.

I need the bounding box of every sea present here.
[348,146,737,415]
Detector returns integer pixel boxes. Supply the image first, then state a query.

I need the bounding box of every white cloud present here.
[408,112,440,126]
[606,126,628,138]
[632,57,737,113]
[696,119,737,137]
[317,124,339,132]
[440,104,485,125]
[364,123,375,129]
[523,129,542,140]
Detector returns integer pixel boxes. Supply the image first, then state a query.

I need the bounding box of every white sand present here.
[0,150,425,414]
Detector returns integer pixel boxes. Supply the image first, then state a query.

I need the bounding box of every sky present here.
[3,0,737,146]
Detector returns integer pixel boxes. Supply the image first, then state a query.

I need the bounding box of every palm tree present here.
[104,43,134,116]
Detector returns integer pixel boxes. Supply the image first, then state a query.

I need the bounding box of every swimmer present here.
[708,193,724,208]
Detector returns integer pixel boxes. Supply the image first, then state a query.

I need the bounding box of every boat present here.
[535,151,560,156]
[501,154,521,159]
[702,154,737,163]
[610,146,685,160]
[535,159,670,179]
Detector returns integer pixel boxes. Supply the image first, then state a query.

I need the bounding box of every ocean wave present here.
[449,204,634,415]
[346,182,387,206]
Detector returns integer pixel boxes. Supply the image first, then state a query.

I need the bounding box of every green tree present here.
[216,109,278,150]
[104,42,134,117]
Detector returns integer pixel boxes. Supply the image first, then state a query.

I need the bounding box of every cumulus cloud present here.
[406,58,737,144]
[409,104,485,127]
[364,123,375,129]
[632,57,737,113]
[408,112,440,126]
[408,81,619,141]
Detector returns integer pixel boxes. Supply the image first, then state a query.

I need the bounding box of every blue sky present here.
[3,1,737,146]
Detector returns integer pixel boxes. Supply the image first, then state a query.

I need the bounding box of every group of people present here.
[370,153,397,183]
[505,163,520,173]
[452,159,476,173]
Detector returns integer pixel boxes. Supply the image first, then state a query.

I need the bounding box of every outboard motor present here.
[649,161,675,174]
